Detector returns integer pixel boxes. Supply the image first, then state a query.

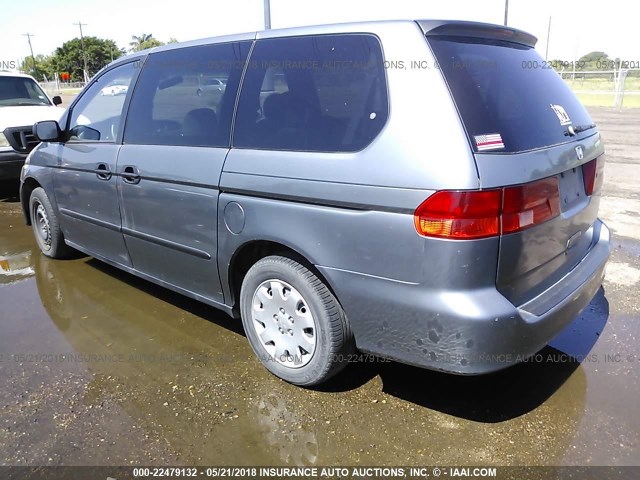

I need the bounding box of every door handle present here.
[94,163,112,180]
[121,165,141,184]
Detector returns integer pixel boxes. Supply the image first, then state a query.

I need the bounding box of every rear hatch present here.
[425,24,605,306]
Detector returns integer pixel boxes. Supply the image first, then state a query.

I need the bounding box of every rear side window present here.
[428,36,594,153]
[234,34,388,152]
[124,42,251,147]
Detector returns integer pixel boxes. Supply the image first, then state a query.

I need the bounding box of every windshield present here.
[428,36,594,153]
[0,76,52,107]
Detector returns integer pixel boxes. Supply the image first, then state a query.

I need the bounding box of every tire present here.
[240,255,354,386]
[29,187,73,259]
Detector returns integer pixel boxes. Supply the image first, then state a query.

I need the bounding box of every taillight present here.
[414,190,501,239]
[502,177,560,234]
[582,156,605,195]
[414,177,561,239]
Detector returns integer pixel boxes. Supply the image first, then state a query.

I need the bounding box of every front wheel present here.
[30,187,73,259]
[240,256,354,386]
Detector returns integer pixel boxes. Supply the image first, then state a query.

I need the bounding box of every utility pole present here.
[264,0,271,29]
[263,0,274,90]
[545,16,552,61]
[22,33,37,76]
[73,21,89,82]
[504,0,509,26]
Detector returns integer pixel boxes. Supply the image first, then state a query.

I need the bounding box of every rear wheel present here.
[30,187,73,259]
[240,255,354,386]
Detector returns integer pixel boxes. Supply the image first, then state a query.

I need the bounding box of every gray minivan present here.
[21,20,610,386]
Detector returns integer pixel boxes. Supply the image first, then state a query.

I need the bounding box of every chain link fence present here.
[560,69,640,108]
[40,78,86,98]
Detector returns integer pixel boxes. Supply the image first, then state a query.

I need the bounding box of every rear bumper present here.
[318,219,610,374]
[0,151,27,180]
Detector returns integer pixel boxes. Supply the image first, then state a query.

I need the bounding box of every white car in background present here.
[0,72,64,180]
[100,82,129,96]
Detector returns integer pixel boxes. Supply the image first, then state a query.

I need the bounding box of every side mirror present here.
[71,125,101,141]
[33,121,62,142]
[52,95,62,106]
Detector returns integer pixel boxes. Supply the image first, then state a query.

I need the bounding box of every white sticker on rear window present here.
[474,133,504,151]
[550,104,572,125]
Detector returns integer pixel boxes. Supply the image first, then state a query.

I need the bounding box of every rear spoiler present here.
[416,20,537,48]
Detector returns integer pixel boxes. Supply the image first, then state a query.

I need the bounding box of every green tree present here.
[20,54,56,81]
[138,38,164,50]
[129,33,165,52]
[51,37,124,81]
[577,51,609,70]
[548,58,568,71]
[129,33,152,50]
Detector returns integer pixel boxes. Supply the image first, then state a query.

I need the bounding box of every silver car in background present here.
[21,20,609,386]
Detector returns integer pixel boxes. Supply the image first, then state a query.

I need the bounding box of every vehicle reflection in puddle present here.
[0,201,36,285]
[257,392,319,466]
[0,251,34,284]
[28,251,600,465]
[32,253,300,464]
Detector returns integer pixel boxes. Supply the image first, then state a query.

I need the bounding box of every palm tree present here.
[129,33,153,52]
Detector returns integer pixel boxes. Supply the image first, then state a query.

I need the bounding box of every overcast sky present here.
[1,0,637,67]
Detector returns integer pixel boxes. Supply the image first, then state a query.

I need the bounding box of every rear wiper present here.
[565,123,597,136]
[574,123,597,133]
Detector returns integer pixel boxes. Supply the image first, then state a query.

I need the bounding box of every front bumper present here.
[319,220,611,374]
[0,150,27,180]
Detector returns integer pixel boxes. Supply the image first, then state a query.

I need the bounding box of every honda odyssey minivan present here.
[21,20,610,386]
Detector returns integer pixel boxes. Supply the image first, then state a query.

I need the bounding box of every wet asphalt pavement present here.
[0,107,638,467]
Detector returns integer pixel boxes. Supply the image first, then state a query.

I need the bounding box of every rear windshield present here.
[428,36,594,153]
